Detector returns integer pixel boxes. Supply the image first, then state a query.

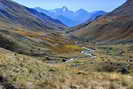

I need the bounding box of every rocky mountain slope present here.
[35,7,106,27]
[70,0,133,44]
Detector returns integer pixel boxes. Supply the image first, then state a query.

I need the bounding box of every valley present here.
[0,0,132,89]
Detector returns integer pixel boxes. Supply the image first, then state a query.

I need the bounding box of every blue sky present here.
[13,0,126,12]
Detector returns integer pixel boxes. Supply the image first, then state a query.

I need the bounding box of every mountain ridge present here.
[35,7,106,27]
[70,0,133,44]
[0,0,66,32]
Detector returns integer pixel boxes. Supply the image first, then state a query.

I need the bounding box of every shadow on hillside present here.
[0,76,24,89]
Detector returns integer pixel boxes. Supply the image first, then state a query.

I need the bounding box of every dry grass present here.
[15,30,44,38]
[51,44,83,53]
[0,44,133,89]
[13,29,81,54]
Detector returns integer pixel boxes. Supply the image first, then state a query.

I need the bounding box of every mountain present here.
[26,8,67,30]
[56,15,77,27]
[35,7,106,27]
[70,0,133,44]
[0,0,66,32]
[89,11,107,20]
[0,0,72,56]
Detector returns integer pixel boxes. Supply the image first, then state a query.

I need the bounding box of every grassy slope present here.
[0,0,82,58]
[70,0,133,44]
[0,21,83,63]
[0,44,133,89]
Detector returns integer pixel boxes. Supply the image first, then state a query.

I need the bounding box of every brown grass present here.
[0,44,133,89]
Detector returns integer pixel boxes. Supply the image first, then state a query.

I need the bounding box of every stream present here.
[64,47,96,62]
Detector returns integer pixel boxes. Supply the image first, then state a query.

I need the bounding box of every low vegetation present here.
[0,44,133,89]
[51,44,83,53]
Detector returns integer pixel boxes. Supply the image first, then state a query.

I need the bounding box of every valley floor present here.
[0,44,133,89]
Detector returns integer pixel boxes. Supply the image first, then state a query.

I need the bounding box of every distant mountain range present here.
[35,7,106,27]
